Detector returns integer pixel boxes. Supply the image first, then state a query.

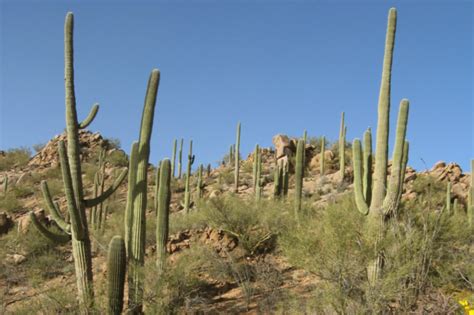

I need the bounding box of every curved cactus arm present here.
[352,139,369,215]
[362,128,373,204]
[58,141,86,240]
[78,103,99,129]
[84,168,128,208]
[41,180,71,234]
[382,99,409,215]
[29,212,71,244]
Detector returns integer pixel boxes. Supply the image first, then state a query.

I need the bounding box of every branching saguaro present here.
[351,8,410,285]
[30,12,128,311]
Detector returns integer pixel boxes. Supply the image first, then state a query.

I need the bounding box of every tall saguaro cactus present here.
[294,139,305,216]
[30,13,128,310]
[107,236,126,315]
[255,148,262,201]
[178,138,184,179]
[171,139,177,178]
[253,144,260,192]
[234,122,241,193]
[469,160,473,227]
[339,112,346,180]
[128,69,160,314]
[184,140,195,213]
[196,164,204,199]
[351,8,410,284]
[156,159,171,272]
[320,136,326,175]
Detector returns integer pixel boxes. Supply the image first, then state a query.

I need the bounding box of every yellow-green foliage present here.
[0,147,31,171]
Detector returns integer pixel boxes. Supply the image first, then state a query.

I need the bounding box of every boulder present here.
[272,134,295,159]
[0,212,13,235]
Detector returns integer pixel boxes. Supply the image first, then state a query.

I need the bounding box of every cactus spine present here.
[184,140,195,213]
[30,13,128,310]
[320,137,325,175]
[234,122,241,193]
[128,69,160,314]
[156,159,171,272]
[107,236,126,315]
[339,112,346,180]
[171,139,177,178]
[294,139,305,216]
[178,138,184,179]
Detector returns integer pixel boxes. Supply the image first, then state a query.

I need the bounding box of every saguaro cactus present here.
[234,122,241,193]
[184,140,195,213]
[339,112,346,180]
[469,160,473,227]
[282,160,289,197]
[107,236,126,315]
[91,149,107,231]
[171,139,177,178]
[274,164,283,198]
[124,142,139,256]
[253,144,260,192]
[446,182,452,214]
[196,164,204,199]
[156,159,171,272]
[30,12,128,310]
[255,148,262,201]
[128,69,160,314]
[320,137,325,175]
[294,139,305,216]
[351,8,410,284]
[2,175,8,196]
[178,138,184,179]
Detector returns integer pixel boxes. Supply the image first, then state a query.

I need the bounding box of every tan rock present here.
[272,134,294,159]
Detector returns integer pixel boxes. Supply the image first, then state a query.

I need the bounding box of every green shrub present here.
[108,150,128,167]
[0,147,31,171]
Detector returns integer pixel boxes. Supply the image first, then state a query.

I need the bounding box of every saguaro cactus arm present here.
[352,139,370,215]
[84,168,128,208]
[29,212,71,244]
[382,99,409,215]
[78,103,99,129]
[363,128,373,204]
[41,180,71,233]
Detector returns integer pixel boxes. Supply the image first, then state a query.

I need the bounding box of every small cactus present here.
[253,144,260,193]
[282,160,289,198]
[107,236,126,315]
[274,164,283,198]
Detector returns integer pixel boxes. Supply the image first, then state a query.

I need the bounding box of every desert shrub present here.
[201,197,288,255]
[0,194,22,213]
[279,193,473,313]
[144,245,221,313]
[105,137,121,150]
[217,168,234,186]
[6,287,78,314]
[108,150,128,167]
[0,147,31,171]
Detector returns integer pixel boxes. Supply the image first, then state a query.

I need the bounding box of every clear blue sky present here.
[1,0,472,171]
